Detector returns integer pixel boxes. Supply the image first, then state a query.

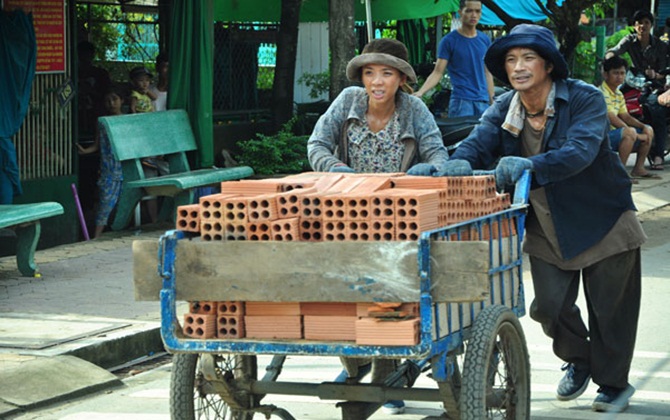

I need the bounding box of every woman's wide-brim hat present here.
[484,24,569,85]
[346,52,417,83]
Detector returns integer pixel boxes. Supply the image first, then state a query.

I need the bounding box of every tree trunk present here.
[272,0,301,129]
[329,0,356,101]
[480,0,531,30]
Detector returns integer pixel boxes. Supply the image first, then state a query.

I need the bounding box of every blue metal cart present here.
[154,172,531,420]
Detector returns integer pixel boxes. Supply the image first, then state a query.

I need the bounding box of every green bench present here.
[0,202,64,276]
[98,109,254,231]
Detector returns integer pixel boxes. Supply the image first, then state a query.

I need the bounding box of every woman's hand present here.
[406,163,437,176]
[329,164,355,173]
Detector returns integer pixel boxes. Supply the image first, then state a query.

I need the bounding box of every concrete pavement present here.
[1,172,669,419]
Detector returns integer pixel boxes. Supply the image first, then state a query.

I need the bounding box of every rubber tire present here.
[460,305,530,419]
[170,353,257,420]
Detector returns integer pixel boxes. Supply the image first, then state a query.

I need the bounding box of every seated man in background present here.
[600,56,660,181]
[606,9,667,170]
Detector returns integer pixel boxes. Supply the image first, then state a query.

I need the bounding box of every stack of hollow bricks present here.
[177,172,513,344]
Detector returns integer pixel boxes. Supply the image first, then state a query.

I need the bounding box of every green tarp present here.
[214,0,459,22]
[168,0,215,168]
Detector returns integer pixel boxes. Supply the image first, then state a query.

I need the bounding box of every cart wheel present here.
[170,353,257,420]
[460,305,530,419]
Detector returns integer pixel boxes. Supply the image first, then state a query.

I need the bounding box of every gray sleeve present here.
[307,90,353,172]
[410,97,450,169]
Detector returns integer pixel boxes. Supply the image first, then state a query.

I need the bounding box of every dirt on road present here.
[639,204,670,249]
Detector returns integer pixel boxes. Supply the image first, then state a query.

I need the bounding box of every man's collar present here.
[502,82,557,137]
[601,82,618,95]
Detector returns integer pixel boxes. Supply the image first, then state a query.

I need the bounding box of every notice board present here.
[2,0,66,74]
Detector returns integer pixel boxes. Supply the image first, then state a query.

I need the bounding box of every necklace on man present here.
[524,108,545,118]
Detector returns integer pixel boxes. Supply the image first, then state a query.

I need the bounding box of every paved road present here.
[9,242,670,419]
[2,179,670,419]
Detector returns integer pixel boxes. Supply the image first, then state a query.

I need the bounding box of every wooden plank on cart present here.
[133,239,490,303]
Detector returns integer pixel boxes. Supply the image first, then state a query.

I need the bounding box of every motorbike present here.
[430,86,509,155]
[619,68,670,162]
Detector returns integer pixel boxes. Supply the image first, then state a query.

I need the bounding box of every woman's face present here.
[361,63,406,106]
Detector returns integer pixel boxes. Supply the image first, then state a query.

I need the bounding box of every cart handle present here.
[472,169,531,206]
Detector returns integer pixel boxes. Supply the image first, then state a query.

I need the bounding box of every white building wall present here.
[294,22,329,103]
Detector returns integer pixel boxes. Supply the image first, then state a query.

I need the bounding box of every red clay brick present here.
[189,301,217,315]
[244,315,303,339]
[322,195,347,221]
[345,220,371,241]
[199,193,239,221]
[248,194,280,222]
[299,218,323,242]
[247,221,272,241]
[201,221,225,241]
[221,197,249,224]
[245,302,301,316]
[370,219,395,241]
[323,220,347,241]
[355,317,420,345]
[370,193,396,220]
[271,217,300,241]
[345,195,371,220]
[300,302,357,316]
[220,179,285,195]
[217,301,245,315]
[303,316,357,341]
[183,313,217,339]
[176,204,201,233]
[300,193,323,219]
[217,315,245,338]
[392,175,448,190]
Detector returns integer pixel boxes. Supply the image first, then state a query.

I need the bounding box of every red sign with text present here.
[3,0,66,73]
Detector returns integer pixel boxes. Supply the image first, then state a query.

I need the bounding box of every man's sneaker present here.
[556,363,591,401]
[381,400,405,415]
[592,385,635,412]
[333,362,371,383]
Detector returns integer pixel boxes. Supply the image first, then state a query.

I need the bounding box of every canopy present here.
[213,0,559,26]
[479,0,563,26]
[214,0,460,23]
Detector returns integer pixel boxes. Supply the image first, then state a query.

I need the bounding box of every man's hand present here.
[641,124,654,141]
[434,159,473,177]
[495,156,533,188]
[406,163,437,176]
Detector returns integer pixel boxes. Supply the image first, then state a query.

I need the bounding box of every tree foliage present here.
[480,0,616,67]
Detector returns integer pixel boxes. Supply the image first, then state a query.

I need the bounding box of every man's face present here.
[604,66,627,89]
[635,18,653,38]
[460,1,482,28]
[504,47,553,92]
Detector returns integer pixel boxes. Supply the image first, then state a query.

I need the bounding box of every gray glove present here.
[434,159,473,176]
[495,156,533,188]
[329,165,355,173]
[406,163,437,176]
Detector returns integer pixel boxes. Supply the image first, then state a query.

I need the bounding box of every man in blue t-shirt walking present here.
[414,0,494,118]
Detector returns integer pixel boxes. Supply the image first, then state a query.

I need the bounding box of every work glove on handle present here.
[406,163,437,176]
[434,159,473,177]
[329,165,355,173]
[495,156,533,189]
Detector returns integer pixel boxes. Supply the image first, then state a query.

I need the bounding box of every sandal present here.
[630,172,662,180]
[650,158,665,170]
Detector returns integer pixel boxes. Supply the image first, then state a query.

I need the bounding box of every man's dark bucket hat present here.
[484,24,569,85]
